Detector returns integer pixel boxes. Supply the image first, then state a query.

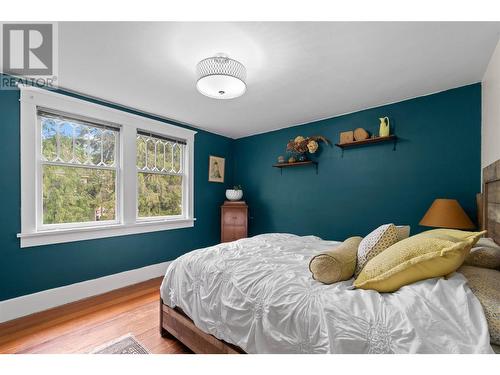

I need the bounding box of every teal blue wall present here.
[0,82,481,301]
[0,82,234,301]
[233,84,481,240]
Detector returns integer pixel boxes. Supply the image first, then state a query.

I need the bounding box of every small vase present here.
[298,154,308,162]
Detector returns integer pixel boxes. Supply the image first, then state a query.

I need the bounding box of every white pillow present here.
[355,223,400,277]
[396,225,411,241]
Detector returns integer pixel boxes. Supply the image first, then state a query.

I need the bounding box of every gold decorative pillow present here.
[458,266,500,345]
[353,230,486,293]
[309,236,362,284]
[415,228,483,246]
[464,238,500,269]
[354,224,399,277]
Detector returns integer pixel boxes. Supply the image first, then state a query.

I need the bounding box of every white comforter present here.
[160,233,493,353]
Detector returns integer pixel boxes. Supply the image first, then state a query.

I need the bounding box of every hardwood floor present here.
[0,277,191,354]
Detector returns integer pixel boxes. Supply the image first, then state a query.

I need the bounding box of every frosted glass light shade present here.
[196,75,246,99]
[196,55,247,99]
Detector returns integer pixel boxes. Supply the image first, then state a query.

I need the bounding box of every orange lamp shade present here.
[419,199,475,229]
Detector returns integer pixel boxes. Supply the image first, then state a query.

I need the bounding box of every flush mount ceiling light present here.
[196,53,246,99]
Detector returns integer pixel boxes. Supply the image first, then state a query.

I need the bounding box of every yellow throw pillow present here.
[413,228,483,246]
[353,230,486,292]
[309,236,363,284]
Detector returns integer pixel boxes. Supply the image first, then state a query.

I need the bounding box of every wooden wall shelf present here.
[335,135,397,156]
[335,135,397,149]
[273,160,318,175]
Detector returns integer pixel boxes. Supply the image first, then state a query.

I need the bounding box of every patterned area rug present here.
[90,334,149,354]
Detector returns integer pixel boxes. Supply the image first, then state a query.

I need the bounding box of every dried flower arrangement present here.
[286,135,331,156]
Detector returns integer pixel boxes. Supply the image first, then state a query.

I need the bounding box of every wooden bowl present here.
[353,128,369,141]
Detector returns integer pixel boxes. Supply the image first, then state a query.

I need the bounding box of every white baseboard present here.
[0,260,172,323]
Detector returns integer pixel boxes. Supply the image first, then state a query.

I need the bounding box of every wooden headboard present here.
[482,159,500,245]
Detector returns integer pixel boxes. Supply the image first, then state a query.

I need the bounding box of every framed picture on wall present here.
[208,155,225,183]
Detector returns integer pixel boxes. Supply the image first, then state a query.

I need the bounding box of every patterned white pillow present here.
[355,224,400,277]
[396,225,411,241]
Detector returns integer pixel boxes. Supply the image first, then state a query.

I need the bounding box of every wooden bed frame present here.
[159,299,245,354]
[160,159,500,354]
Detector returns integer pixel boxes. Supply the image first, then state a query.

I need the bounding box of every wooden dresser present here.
[221,201,248,243]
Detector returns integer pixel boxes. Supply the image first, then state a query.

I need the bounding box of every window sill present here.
[17,218,196,248]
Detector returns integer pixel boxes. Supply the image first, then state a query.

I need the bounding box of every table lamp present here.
[419,198,475,229]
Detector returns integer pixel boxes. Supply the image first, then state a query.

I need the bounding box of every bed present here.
[159,159,500,354]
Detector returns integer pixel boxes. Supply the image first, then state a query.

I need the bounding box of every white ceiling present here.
[58,22,500,139]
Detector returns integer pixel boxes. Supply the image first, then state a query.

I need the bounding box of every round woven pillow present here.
[309,236,362,284]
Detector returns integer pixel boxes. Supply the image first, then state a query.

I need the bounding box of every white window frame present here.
[17,85,196,248]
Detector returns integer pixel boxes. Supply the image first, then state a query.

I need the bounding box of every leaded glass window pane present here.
[136,131,184,218]
[39,111,119,225]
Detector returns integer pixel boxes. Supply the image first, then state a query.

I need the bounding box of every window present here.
[19,85,196,247]
[136,131,185,219]
[39,110,119,227]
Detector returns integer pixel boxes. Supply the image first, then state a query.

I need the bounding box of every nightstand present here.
[221,201,248,243]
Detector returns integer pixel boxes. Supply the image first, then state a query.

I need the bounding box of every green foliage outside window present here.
[41,116,117,224]
[137,173,182,217]
[136,133,183,217]
[43,165,116,224]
